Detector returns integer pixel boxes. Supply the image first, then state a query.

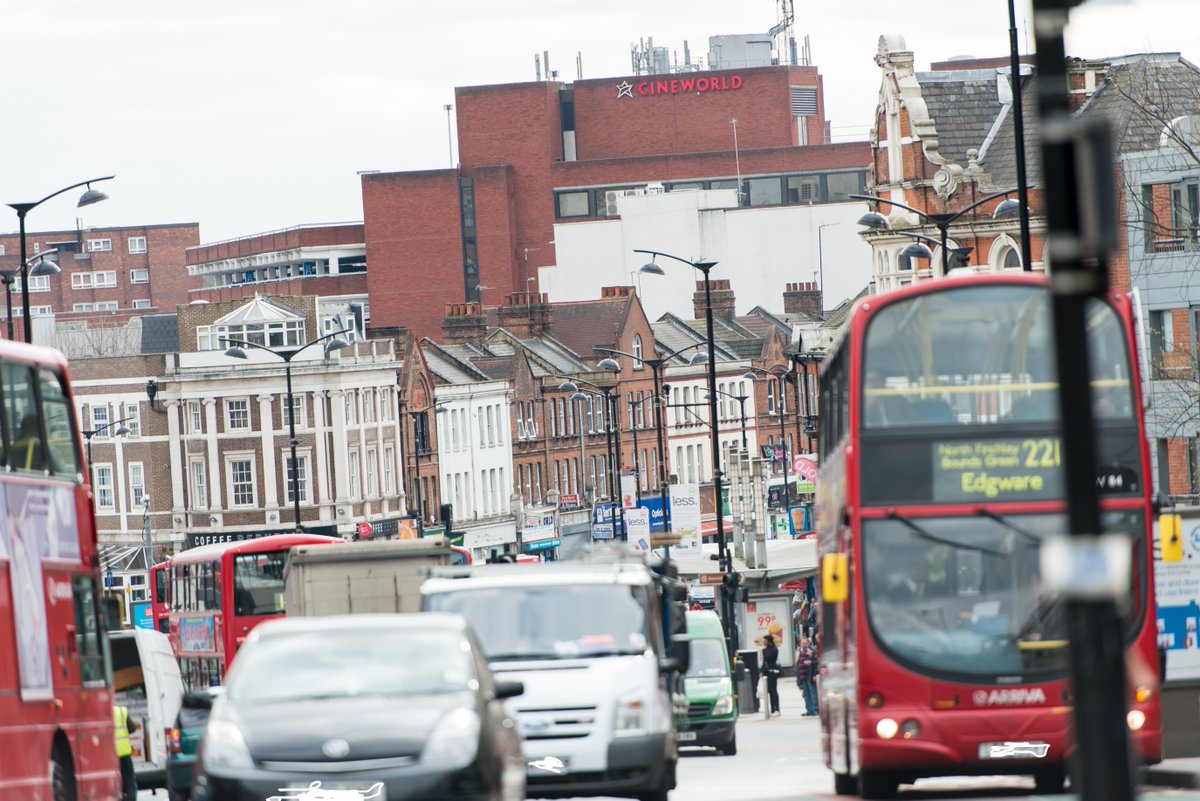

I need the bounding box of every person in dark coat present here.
[761,634,781,716]
[796,638,819,715]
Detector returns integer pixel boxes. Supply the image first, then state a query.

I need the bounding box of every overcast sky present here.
[1,0,1195,243]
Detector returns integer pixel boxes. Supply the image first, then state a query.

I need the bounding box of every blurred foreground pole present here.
[1031,2,1133,801]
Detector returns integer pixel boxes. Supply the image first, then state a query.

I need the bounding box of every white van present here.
[422,559,682,801]
[109,628,184,789]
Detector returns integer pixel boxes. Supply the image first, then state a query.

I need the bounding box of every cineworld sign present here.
[617,75,744,99]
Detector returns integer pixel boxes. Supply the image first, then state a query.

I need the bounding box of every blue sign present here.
[131,601,154,631]
[593,503,615,540]
[637,497,666,533]
[526,538,561,552]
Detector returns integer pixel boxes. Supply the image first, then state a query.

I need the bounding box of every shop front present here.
[460,518,518,563]
[557,509,592,560]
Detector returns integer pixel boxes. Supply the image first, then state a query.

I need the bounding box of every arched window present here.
[1002,248,1022,270]
[632,335,644,369]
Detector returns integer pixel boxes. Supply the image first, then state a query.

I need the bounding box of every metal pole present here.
[411,413,425,530]
[15,208,30,343]
[739,397,748,453]
[603,392,615,501]
[3,278,12,340]
[577,399,588,503]
[778,374,790,519]
[284,360,302,532]
[701,265,736,658]
[610,390,627,539]
[1008,0,1034,271]
[1032,2,1133,800]
[652,362,671,548]
[939,223,949,277]
[630,399,641,505]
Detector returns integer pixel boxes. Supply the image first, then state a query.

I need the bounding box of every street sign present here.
[558,494,579,509]
[698,573,726,586]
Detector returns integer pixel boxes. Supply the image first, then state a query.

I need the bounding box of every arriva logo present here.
[972,688,1047,706]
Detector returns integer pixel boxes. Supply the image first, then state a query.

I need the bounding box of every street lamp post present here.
[403,404,447,530]
[851,189,1022,277]
[634,248,735,657]
[744,367,793,517]
[0,250,61,341]
[82,417,132,488]
[594,343,707,541]
[224,329,351,532]
[9,176,114,343]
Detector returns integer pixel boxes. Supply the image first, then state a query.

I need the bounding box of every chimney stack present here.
[783,281,823,319]
[496,291,551,338]
[694,279,736,322]
[442,302,488,346]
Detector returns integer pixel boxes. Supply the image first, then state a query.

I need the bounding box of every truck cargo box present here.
[284,539,451,616]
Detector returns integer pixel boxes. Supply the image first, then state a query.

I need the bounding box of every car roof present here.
[252,612,469,639]
[422,561,653,593]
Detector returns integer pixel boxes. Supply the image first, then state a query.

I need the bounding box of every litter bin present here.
[737,649,760,713]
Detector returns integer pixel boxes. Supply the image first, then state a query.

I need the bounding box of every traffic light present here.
[720,571,745,602]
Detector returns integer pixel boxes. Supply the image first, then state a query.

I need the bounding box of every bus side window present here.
[39,368,80,478]
[2,363,45,473]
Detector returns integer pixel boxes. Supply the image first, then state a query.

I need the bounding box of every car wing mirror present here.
[493,679,524,700]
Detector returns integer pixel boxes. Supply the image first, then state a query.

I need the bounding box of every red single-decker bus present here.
[167,534,340,691]
[150,560,170,634]
[815,274,1160,797]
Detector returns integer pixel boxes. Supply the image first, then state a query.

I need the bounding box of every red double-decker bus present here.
[0,344,121,799]
[815,273,1160,797]
[150,561,170,633]
[167,534,339,690]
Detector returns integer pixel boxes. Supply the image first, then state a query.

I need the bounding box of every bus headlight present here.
[202,720,254,771]
[876,718,899,740]
[1127,710,1146,731]
[712,694,735,716]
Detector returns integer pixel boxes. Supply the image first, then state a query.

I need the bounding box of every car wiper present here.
[886,510,1008,556]
[487,652,570,662]
[976,508,1043,545]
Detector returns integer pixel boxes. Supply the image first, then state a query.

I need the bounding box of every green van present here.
[676,610,738,755]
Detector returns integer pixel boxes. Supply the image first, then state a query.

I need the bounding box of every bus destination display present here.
[933,438,1063,502]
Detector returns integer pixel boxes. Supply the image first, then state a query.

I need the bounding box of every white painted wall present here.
[540,189,872,322]
[435,380,514,524]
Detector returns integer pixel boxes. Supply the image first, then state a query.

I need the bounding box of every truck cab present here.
[421,559,682,801]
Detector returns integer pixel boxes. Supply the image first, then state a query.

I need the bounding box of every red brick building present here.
[362,64,870,339]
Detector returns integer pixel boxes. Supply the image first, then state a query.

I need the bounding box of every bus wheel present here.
[49,748,76,801]
[833,771,859,796]
[1034,765,1066,794]
[858,770,898,800]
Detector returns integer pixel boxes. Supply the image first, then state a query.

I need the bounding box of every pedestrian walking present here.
[114,704,138,801]
[796,638,819,715]
[761,634,781,717]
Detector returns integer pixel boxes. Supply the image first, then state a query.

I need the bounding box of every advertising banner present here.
[739,595,795,667]
[669,483,701,552]
[132,601,154,630]
[626,508,651,552]
[522,509,557,543]
[620,476,638,509]
[637,496,666,532]
[1156,511,1200,681]
[178,616,216,654]
[793,456,818,494]
[592,503,615,540]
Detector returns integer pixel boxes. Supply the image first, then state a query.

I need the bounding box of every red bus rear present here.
[167,534,340,690]
[815,274,1160,796]
[0,343,121,798]
[150,560,170,634]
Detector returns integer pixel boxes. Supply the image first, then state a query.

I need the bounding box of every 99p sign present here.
[742,597,793,663]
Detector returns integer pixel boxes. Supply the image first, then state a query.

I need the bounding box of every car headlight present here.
[422,707,481,767]
[202,720,254,771]
[712,694,735,716]
[614,691,648,737]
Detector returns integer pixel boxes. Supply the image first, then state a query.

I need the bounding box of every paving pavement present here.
[1144,758,1200,789]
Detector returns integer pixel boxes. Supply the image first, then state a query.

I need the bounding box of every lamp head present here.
[742,371,758,381]
[571,392,590,402]
[899,242,934,260]
[597,358,620,373]
[639,262,665,275]
[992,197,1021,219]
[224,346,248,360]
[688,352,708,365]
[115,426,130,437]
[145,379,158,403]
[558,380,579,393]
[660,382,671,394]
[77,184,109,208]
[856,211,891,231]
[28,261,60,280]
[323,338,350,355]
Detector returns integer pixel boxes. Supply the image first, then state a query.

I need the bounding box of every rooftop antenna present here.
[577,51,583,80]
[684,40,691,69]
[544,51,551,81]
[730,118,742,202]
[535,53,542,81]
[443,104,454,168]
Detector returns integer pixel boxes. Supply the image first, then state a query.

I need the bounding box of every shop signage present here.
[617,75,744,99]
[593,503,616,540]
[522,510,557,543]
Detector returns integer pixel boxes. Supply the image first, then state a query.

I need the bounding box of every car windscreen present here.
[685,639,728,678]
[425,583,650,660]
[226,627,475,704]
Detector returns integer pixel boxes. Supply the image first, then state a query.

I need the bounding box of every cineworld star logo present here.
[616,81,634,99]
